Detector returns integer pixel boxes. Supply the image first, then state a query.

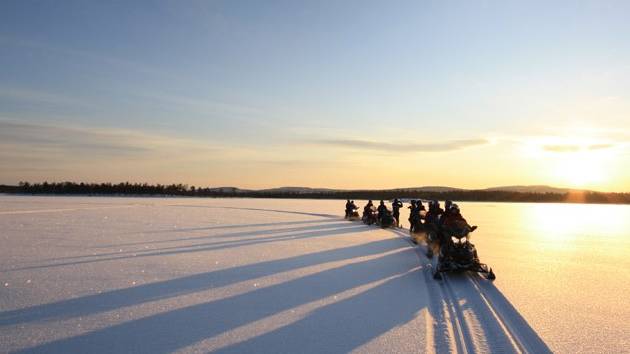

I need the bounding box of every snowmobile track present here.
[388,228,548,354]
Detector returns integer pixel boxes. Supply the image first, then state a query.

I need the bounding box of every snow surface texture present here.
[0,196,627,353]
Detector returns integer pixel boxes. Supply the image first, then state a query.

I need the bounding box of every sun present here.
[525,136,616,190]
[552,151,606,188]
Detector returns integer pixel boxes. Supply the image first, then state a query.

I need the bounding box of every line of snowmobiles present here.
[358,207,398,228]
[345,199,495,281]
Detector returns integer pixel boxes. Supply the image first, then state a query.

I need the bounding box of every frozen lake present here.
[1,196,628,353]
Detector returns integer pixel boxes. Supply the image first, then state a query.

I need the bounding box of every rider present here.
[424,200,444,226]
[408,200,417,230]
[345,200,352,218]
[409,200,424,232]
[425,200,446,247]
[444,200,453,213]
[391,198,403,226]
[377,200,388,223]
[363,200,374,217]
[346,200,358,217]
[418,200,426,212]
[439,200,454,227]
[441,204,477,235]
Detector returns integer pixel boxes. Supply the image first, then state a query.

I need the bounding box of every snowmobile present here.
[433,227,495,280]
[362,208,377,225]
[377,210,396,229]
[345,209,360,221]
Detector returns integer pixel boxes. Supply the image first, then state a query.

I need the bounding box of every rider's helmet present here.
[379,200,385,205]
[445,200,453,210]
[433,200,440,208]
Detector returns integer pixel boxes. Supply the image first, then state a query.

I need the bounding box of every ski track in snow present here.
[389,228,551,354]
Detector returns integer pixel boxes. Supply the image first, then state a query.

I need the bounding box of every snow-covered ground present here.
[1,196,628,353]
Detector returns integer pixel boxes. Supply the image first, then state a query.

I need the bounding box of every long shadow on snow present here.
[462,275,552,353]
[112,219,340,244]
[44,221,354,261]
[15,246,423,354]
[216,270,427,354]
[170,205,339,219]
[1,235,399,328]
[6,223,365,272]
[388,228,551,353]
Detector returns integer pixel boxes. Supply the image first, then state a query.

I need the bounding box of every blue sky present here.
[1,1,629,190]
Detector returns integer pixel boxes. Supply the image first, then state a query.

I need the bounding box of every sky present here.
[1,0,629,191]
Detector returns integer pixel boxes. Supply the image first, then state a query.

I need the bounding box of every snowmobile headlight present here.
[451,236,460,244]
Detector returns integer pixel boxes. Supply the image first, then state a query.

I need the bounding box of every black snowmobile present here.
[377,210,396,229]
[433,227,495,280]
[345,208,360,221]
[362,207,377,225]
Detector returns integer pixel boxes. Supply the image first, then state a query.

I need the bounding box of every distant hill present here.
[258,186,340,194]
[207,187,252,193]
[481,185,575,194]
[391,186,464,193]
[6,182,629,204]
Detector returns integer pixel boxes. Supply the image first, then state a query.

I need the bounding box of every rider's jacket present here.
[425,207,444,225]
[442,211,469,229]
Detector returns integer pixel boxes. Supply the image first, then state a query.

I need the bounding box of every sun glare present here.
[552,152,606,188]
[525,136,616,190]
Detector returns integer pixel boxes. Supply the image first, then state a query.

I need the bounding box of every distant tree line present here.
[1,181,629,204]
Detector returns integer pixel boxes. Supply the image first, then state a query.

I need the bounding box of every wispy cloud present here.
[0,35,183,82]
[588,143,614,150]
[135,92,264,121]
[543,143,616,153]
[313,138,489,152]
[0,120,220,160]
[543,144,581,153]
[0,87,87,108]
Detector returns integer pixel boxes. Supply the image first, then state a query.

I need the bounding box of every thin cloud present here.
[0,35,183,82]
[0,120,221,160]
[543,143,616,152]
[543,145,581,152]
[0,87,87,108]
[136,92,264,120]
[314,138,488,152]
[588,143,614,150]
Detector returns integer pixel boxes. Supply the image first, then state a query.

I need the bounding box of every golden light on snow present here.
[525,202,627,248]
